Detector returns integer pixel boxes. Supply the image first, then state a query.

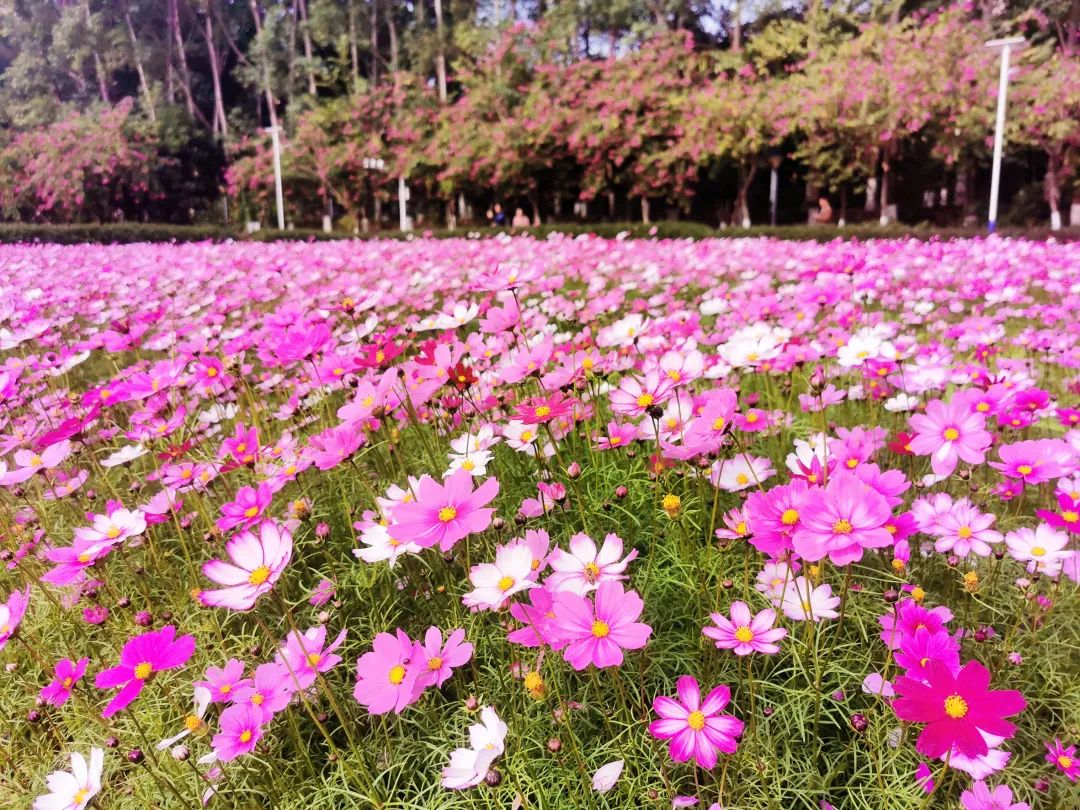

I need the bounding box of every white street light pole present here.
[398,176,411,232]
[265,126,285,231]
[985,37,1025,234]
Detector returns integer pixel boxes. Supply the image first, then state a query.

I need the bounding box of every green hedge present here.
[0,221,1077,244]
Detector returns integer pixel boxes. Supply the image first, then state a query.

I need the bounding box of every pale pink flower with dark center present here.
[545,532,638,595]
[200,521,293,611]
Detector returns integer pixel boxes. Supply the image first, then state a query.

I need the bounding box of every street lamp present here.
[984,36,1026,234]
[264,126,285,231]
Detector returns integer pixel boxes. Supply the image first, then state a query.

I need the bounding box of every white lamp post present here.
[264,126,286,230]
[984,36,1025,233]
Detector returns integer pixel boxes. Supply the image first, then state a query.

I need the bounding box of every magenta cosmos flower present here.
[417,627,473,688]
[40,657,90,706]
[792,472,893,566]
[1045,738,1079,781]
[200,520,293,611]
[216,482,274,532]
[353,629,425,715]
[550,580,652,670]
[94,625,196,717]
[892,660,1025,758]
[212,703,264,762]
[703,601,787,656]
[649,675,744,769]
[389,470,499,551]
[908,397,992,477]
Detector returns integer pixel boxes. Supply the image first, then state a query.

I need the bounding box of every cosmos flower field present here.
[2,234,1080,810]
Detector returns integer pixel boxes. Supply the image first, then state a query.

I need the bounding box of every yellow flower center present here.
[134,662,153,680]
[62,677,73,687]
[206,366,218,377]
[746,412,759,423]
[239,729,252,743]
[911,586,926,602]
[461,459,475,471]
[1058,755,1074,769]
[736,473,749,485]
[636,393,654,408]
[244,506,260,518]
[845,458,859,469]
[497,575,515,592]
[427,657,443,671]
[220,683,232,693]
[781,509,799,526]
[736,522,748,535]
[584,562,600,583]
[943,694,968,719]
[943,427,959,441]
[591,620,610,638]
[712,417,726,430]
[74,789,89,804]
[438,506,458,522]
[78,553,92,563]
[687,710,706,731]
[1017,464,1033,475]
[833,519,853,534]
[184,714,204,732]
[248,566,271,586]
[251,693,264,705]
[534,405,551,418]
[29,455,42,466]
[520,430,534,442]
[976,402,989,412]
[734,627,754,643]
[306,652,322,667]
[1062,511,1078,523]
[388,664,406,685]
[957,526,972,539]
[1031,546,1046,557]
[106,527,121,539]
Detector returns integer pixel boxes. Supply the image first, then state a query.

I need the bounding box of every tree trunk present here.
[732,0,742,51]
[370,0,379,86]
[168,0,198,118]
[124,8,156,122]
[296,0,317,95]
[434,0,448,103]
[348,1,360,91]
[839,184,848,226]
[202,5,227,138]
[641,196,650,224]
[248,0,278,129]
[606,191,616,220]
[388,8,400,84]
[93,51,110,104]
[735,162,757,227]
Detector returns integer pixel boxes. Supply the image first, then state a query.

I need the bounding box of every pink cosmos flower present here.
[417,627,473,688]
[40,657,89,706]
[908,397,991,477]
[703,601,787,655]
[389,470,499,551]
[0,586,30,650]
[609,370,674,418]
[232,662,293,722]
[507,588,562,648]
[303,422,366,470]
[990,438,1074,485]
[216,482,273,532]
[41,537,115,587]
[219,422,258,465]
[276,625,347,691]
[212,703,264,762]
[792,472,893,566]
[960,781,1028,810]
[353,629,425,715]
[930,502,1003,558]
[596,420,639,450]
[198,658,252,704]
[545,532,638,595]
[94,625,196,717]
[550,581,652,670]
[649,675,744,769]
[744,480,808,557]
[200,520,293,611]
[4,439,72,485]
[892,660,1025,758]
[74,505,146,545]
[1045,738,1079,781]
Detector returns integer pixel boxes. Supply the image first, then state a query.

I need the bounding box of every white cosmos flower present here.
[441,707,507,790]
[884,393,920,412]
[591,760,624,793]
[33,747,104,810]
[101,444,148,467]
[445,449,493,478]
[157,686,212,750]
[463,544,537,610]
